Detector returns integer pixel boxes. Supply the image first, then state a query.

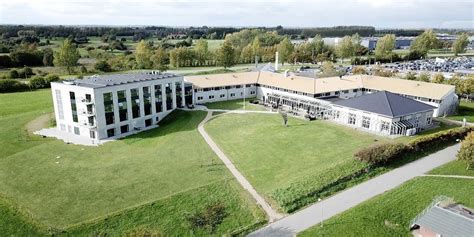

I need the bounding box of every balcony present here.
[81,98,94,105]
[82,110,95,116]
[82,122,96,129]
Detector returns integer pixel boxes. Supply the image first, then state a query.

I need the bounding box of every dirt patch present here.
[26,113,54,133]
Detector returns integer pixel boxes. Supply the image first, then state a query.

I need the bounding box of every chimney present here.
[275,51,279,71]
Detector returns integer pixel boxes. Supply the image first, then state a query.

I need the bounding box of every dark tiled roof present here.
[333,91,435,117]
[67,72,180,88]
[412,204,473,237]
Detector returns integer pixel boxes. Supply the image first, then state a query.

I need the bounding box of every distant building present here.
[361,37,414,50]
[410,199,473,237]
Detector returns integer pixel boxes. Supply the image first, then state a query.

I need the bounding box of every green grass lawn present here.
[205,98,266,111]
[0,90,265,235]
[299,177,474,237]
[204,113,386,207]
[429,160,474,177]
[447,101,474,123]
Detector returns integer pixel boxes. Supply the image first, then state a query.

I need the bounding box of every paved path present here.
[249,143,461,236]
[197,111,284,222]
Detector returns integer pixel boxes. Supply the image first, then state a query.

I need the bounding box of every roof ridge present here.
[384,91,396,117]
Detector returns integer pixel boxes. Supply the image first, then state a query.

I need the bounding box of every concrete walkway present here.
[197,111,284,222]
[422,174,474,179]
[249,143,461,236]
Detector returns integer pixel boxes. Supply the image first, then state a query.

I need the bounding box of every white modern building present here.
[50,72,191,143]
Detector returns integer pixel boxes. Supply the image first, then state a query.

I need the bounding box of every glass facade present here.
[103,92,114,125]
[143,86,152,115]
[154,85,163,113]
[117,90,128,121]
[70,92,78,122]
[131,88,140,118]
[55,90,64,120]
[165,83,173,111]
[175,82,182,108]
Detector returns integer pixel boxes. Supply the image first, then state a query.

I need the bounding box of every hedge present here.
[408,126,474,152]
[354,142,410,166]
[457,131,474,170]
[0,79,30,93]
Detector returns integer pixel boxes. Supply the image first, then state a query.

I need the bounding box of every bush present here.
[354,142,410,166]
[187,202,227,233]
[457,131,474,170]
[408,126,474,152]
[94,60,112,72]
[29,76,47,89]
[8,69,19,79]
[0,55,13,68]
[0,79,29,93]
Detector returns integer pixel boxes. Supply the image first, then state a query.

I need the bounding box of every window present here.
[250,91,256,95]
[89,130,96,139]
[334,111,340,119]
[143,86,152,115]
[236,85,242,88]
[85,94,92,102]
[230,93,235,97]
[426,117,432,125]
[154,85,163,113]
[70,91,78,122]
[165,83,173,111]
[131,88,140,118]
[175,82,183,108]
[107,128,115,138]
[381,121,390,131]
[246,84,252,88]
[220,94,225,98]
[120,125,129,134]
[145,119,152,127]
[362,116,371,129]
[348,113,356,125]
[117,90,128,121]
[197,96,203,101]
[208,95,214,99]
[55,90,64,120]
[103,92,114,125]
[353,89,358,92]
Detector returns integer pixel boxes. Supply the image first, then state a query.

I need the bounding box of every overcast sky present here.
[1,0,473,29]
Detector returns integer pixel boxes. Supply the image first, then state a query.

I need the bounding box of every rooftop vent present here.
[63,81,75,85]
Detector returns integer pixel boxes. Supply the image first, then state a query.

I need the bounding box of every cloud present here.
[0,0,473,28]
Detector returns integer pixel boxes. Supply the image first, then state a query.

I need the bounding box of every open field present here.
[0,90,264,235]
[204,113,387,208]
[299,175,473,236]
[205,98,266,111]
[447,101,474,123]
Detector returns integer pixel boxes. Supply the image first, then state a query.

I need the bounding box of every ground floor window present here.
[208,95,214,99]
[220,94,225,98]
[230,93,235,97]
[90,130,96,139]
[362,116,371,129]
[426,117,432,125]
[381,121,390,132]
[197,96,203,101]
[348,113,356,125]
[74,126,80,135]
[107,128,115,138]
[120,125,129,134]
[145,119,152,127]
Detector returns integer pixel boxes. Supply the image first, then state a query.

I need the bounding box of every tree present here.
[321,61,338,77]
[457,132,473,170]
[432,73,445,84]
[336,36,355,60]
[194,39,209,66]
[375,34,396,59]
[352,66,366,75]
[135,40,153,69]
[410,29,439,57]
[42,48,54,66]
[277,37,294,65]
[251,37,261,60]
[151,47,169,72]
[453,33,469,56]
[53,39,80,74]
[417,72,430,82]
[405,72,417,80]
[217,40,235,68]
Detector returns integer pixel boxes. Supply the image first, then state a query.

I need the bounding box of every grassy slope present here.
[0,90,264,234]
[447,101,474,123]
[204,113,385,198]
[205,98,266,111]
[429,160,474,176]
[299,177,474,237]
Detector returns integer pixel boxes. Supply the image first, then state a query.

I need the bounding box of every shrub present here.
[8,69,19,79]
[0,55,13,68]
[29,76,47,89]
[0,79,29,93]
[187,202,227,233]
[94,60,112,72]
[354,142,410,166]
[457,131,474,170]
[45,74,60,84]
[409,126,474,152]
